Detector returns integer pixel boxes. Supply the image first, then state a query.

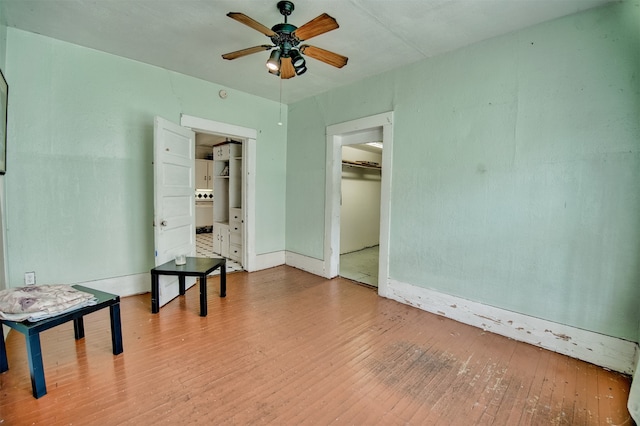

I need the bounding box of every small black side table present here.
[0,285,123,399]
[150,257,226,316]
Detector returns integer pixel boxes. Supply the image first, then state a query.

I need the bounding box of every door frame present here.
[180,114,257,272]
[324,111,394,297]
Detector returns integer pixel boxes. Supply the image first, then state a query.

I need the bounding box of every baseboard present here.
[73,252,288,298]
[388,278,638,375]
[71,254,314,297]
[630,354,640,423]
[285,251,326,277]
[75,273,150,297]
[253,251,286,271]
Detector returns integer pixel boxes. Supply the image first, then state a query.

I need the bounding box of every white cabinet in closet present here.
[212,223,230,258]
[212,142,243,264]
[195,159,213,190]
[228,208,243,263]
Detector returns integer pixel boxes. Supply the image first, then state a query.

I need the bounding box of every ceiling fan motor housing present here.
[271,23,300,57]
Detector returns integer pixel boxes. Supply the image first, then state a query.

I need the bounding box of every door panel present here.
[162,224,194,249]
[162,195,192,222]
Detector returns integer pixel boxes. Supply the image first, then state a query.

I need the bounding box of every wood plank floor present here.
[0,266,633,425]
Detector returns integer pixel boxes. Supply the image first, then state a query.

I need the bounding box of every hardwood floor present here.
[0,266,633,425]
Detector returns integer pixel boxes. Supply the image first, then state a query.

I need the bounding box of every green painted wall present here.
[0,22,6,291]
[0,24,5,69]
[4,28,286,286]
[286,1,640,341]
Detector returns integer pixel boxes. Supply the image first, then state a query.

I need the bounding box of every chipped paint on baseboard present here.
[545,329,571,341]
[386,278,638,375]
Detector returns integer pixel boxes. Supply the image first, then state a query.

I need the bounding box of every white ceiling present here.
[1,0,612,104]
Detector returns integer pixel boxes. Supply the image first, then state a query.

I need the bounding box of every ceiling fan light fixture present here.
[266,49,281,71]
[289,49,305,68]
[294,65,307,76]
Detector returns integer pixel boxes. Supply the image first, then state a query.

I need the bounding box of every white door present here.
[153,116,197,307]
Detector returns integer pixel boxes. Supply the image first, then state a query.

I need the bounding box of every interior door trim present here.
[325,111,394,297]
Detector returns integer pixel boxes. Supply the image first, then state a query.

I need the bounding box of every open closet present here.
[194,133,244,272]
[339,143,382,287]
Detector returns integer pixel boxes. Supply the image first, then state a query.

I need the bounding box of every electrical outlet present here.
[24,271,36,285]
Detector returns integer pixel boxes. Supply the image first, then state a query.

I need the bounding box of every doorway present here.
[339,143,382,287]
[193,133,244,273]
[324,112,394,296]
[180,114,258,272]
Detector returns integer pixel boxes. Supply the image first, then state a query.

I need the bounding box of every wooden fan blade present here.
[227,12,276,37]
[279,57,296,79]
[300,45,348,68]
[293,13,338,41]
[222,45,273,60]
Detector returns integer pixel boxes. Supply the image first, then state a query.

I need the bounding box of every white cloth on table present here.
[0,284,97,322]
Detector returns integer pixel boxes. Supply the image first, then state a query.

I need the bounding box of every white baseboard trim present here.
[76,273,150,297]
[630,355,640,423]
[388,278,638,375]
[285,251,326,277]
[253,251,286,271]
[77,253,287,298]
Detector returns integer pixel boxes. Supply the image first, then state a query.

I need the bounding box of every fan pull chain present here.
[278,77,283,126]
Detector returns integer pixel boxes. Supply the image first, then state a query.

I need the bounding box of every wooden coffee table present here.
[150,257,226,316]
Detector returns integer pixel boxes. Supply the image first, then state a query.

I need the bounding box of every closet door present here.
[153,116,197,307]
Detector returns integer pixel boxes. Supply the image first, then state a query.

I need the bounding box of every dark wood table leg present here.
[179,275,186,295]
[25,332,47,398]
[220,263,226,298]
[110,302,124,355]
[199,274,207,317]
[73,317,85,340]
[0,326,8,373]
[151,273,159,314]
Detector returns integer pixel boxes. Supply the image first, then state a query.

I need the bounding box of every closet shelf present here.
[342,160,381,171]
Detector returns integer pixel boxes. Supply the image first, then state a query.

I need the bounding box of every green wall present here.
[286,1,640,342]
[0,22,6,291]
[0,24,5,68]
[4,28,287,286]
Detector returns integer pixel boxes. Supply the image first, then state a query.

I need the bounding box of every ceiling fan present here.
[221,1,348,79]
